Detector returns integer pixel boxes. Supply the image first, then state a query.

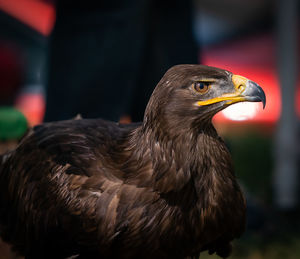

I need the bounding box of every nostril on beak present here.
[238,84,245,92]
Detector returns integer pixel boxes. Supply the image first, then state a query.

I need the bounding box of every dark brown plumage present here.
[0,65,266,259]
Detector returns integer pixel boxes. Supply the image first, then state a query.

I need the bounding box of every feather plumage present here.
[0,65,256,259]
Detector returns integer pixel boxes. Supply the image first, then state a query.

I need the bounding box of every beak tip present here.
[262,93,266,110]
[261,95,266,109]
[245,80,266,110]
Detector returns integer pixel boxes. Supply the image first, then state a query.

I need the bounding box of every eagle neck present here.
[131,123,234,197]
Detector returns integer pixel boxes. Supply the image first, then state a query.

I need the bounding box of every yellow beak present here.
[197,75,266,108]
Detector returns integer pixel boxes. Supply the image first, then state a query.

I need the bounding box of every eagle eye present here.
[193,82,210,94]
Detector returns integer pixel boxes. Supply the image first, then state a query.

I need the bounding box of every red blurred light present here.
[0,0,55,36]
[15,94,45,126]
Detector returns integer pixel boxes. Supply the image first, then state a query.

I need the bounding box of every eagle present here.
[0,65,266,259]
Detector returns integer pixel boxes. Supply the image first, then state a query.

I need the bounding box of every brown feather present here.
[0,65,246,259]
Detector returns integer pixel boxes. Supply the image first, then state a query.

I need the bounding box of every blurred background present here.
[0,0,299,258]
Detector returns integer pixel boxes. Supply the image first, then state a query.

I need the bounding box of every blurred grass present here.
[200,235,300,259]
[226,131,273,202]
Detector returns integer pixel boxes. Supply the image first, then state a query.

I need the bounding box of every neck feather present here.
[125,123,234,197]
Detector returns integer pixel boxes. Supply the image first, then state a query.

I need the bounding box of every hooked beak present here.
[197,75,266,109]
[239,80,266,109]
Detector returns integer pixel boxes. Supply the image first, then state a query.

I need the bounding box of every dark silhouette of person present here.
[44,0,199,122]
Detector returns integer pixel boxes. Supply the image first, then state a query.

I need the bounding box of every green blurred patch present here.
[0,107,28,140]
[232,236,300,259]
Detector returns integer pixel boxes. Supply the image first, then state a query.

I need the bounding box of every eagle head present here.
[143,64,266,134]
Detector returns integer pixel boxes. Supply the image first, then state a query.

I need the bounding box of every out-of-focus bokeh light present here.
[15,94,45,127]
[222,102,260,121]
[0,0,55,36]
